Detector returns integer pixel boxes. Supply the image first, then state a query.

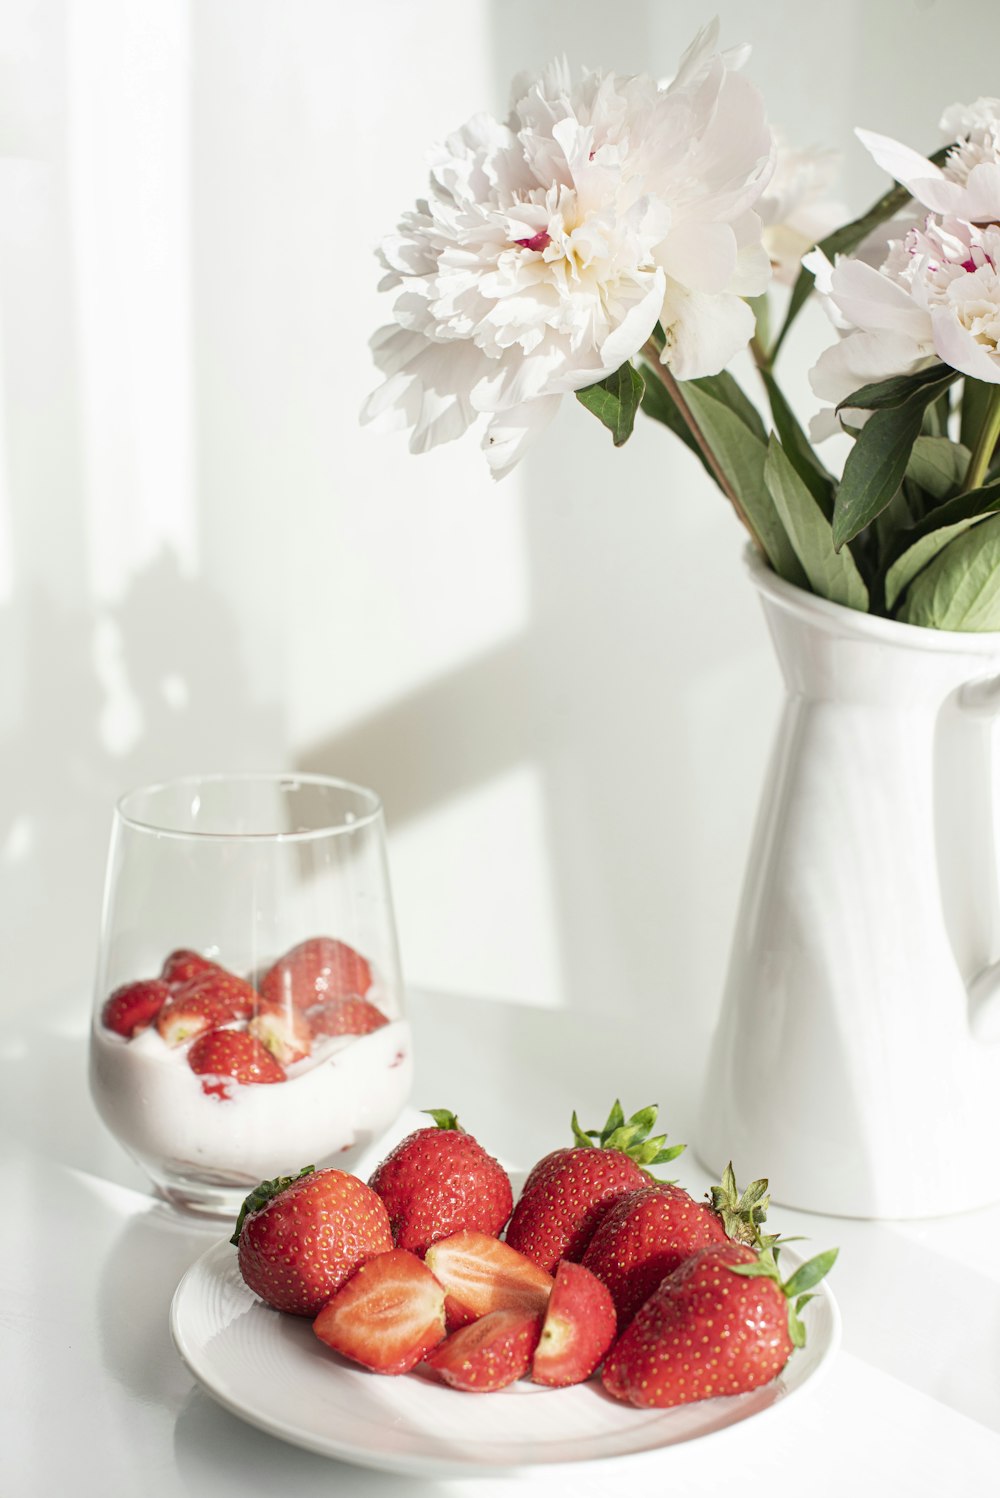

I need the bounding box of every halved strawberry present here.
[308,995,388,1038]
[188,1027,286,1086]
[260,936,373,1009]
[423,1230,553,1328]
[158,970,258,1045]
[249,1003,313,1065]
[312,1248,446,1375]
[531,1261,616,1387]
[101,979,170,1038]
[160,949,223,987]
[157,990,229,1046]
[425,1308,542,1392]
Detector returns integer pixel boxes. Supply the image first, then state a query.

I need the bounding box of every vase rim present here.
[744,546,1000,656]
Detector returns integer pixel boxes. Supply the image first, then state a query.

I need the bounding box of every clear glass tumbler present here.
[89,772,412,1219]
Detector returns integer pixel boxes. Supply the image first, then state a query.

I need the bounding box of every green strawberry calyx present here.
[708,1161,771,1245]
[726,1239,839,1349]
[569,1099,685,1171]
[229,1164,316,1246]
[422,1108,464,1132]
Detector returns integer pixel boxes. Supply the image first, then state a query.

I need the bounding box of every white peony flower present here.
[757,132,845,284]
[364,22,773,477]
[856,97,1000,224]
[808,217,1000,436]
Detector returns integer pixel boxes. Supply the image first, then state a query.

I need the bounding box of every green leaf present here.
[623,1104,658,1137]
[761,371,835,520]
[691,369,768,443]
[837,364,955,414]
[885,520,984,611]
[576,362,644,447]
[765,437,869,610]
[570,1110,595,1148]
[788,1307,807,1349]
[782,1247,839,1299]
[727,1260,779,1280]
[602,1099,625,1141]
[897,512,1000,629]
[905,436,971,501]
[832,377,956,549]
[961,377,996,452]
[649,1144,687,1165]
[423,1108,461,1131]
[682,384,809,590]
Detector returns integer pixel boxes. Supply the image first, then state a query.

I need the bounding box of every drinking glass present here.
[89,772,411,1219]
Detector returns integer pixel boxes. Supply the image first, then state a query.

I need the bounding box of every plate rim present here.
[170,1236,842,1476]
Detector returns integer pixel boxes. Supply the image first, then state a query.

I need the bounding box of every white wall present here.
[3,0,998,1097]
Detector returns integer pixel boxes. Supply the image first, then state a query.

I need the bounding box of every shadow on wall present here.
[0,551,282,1009]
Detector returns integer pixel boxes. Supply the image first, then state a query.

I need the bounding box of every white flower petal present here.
[483,396,561,478]
[808,330,931,407]
[930,305,1000,385]
[854,128,947,192]
[659,220,736,293]
[829,257,932,340]
[662,288,755,380]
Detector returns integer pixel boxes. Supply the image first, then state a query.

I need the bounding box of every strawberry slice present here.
[260,936,373,1009]
[187,1027,286,1087]
[425,1308,542,1392]
[423,1230,553,1328]
[157,971,257,1046]
[249,1003,312,1064]
[312,1248,446,1374]
[308,995,388,1038]
[160,949,223,987]
[101,979,170,1038]
[531,1260,617,1387]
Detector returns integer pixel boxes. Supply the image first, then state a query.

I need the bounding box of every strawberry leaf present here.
[230,1164,315,1246]
[423,1108,462,1132]
[571,1111,595,1148]
[601,1099,626,1143]
[782,1247,839,1299]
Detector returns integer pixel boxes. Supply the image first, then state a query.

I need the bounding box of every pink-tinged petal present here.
[829,258,932,339]
[483,396,561,478]
[930,306,1000,384]
[662,289,755,380]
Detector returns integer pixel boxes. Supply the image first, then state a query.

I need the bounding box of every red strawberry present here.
[249,1002,312,1065]
[505,1101,685,1273]
[423,1229,553,1328]
[531,1260,617,1387]
[368,1109,513,1256]
[308,995,388,1037]
[101,979,170,1038]
[312,1248,446,1375]
[158,970,258,1046]
[188,1028,286,1087]
[232,1165,394,1317]
[160,949,223,987]
[425,1308,542,1392]
[580,1165,769,1328]
[602,1238,838,1408]
[260,936,373,1009]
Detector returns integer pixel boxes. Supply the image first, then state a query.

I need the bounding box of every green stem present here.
[963,386,1000,493]
[640,340,764,552]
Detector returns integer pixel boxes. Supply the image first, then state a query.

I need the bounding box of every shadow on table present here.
[173,1388,448,1497]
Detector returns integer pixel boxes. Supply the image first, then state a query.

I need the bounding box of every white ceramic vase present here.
[699,549,1000,1218]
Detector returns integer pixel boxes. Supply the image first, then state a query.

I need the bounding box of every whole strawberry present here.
[602,1238,838,1408]
[260,936,372,1009]
[505,1101,684,1274]
[581,1165,770,1327]
[232,1165,393,1316]
[368,1109,513,1256]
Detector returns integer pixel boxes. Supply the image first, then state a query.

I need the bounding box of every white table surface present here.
[4,985,999,1495]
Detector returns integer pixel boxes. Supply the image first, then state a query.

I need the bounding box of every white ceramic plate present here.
[170,1237,841,1476]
